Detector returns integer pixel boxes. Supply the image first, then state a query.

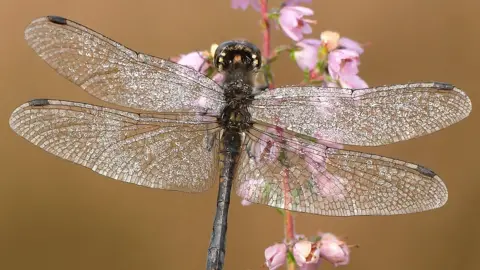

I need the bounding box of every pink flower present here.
[338,37,364,54]
[338,74,368,89]
[328,49,359,76]
[237,178,267,205]
[314,172,346,200]
[254,127,282,164]
[293,39,322,71]
[285,0,312,5]
[177,51,209,74]
[293,240,322,269]
[212,73,225,84]
[328,49,368,89]
[279,6,315,41]
[240,199,253,206]
[318,233,350,266]
[294,133,345,200]
[231,0,260,11]
[265,243,287,270]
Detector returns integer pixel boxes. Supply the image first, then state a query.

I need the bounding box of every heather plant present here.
[173,1,365,269]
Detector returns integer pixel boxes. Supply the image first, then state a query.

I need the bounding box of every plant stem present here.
[260,0,273,89]
[260,1,295,270]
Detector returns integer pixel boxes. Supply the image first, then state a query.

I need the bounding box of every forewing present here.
[235,124,447,216]
[250,82,471,146]
[25,16,224,114]
[9,100,221,192]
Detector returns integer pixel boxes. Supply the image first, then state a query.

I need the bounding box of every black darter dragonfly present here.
[9,16,472,270]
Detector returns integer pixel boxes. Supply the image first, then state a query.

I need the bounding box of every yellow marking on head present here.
[210,44,219,57]
[233,54,242,63]
[220,52,226,56]
[253,59,258,66]
[218,57,223,63]
[252,54,257,59]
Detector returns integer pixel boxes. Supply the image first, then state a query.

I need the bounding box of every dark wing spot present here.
[432,82,454,90]
[47,16,67,25]
[416,165,437,178]
[29,99,50,106]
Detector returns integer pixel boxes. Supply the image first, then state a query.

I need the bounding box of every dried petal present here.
[320,31,340,51]
[293,240,321,267]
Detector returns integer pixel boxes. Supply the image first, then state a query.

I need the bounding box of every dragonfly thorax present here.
[220,66,255,132]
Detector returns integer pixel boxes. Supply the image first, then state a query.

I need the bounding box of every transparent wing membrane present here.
[235,123,448,216]
[25,16,225,114]
[9,100,221,192]
[251,82,471,146]
[15,16,473,217]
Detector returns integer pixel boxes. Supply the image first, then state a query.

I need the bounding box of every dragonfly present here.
[9,15,471,270]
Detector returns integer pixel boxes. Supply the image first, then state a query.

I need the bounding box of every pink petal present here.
[285,0,312,6]
[327,49,360,78]
[339,75,368,89]
[254,127,282,164]
[339,37,364,54]
[301,22,313,35]
[285,6,314,16]
[280,23,303,41]
[249,0,262,11]
[341,58,360,75]
[231,0,250,10]
[265,243,287,270]
[279,9,299,28]
[177,51,209,74]
[212,73,225,84]
[334,49,360,59]
[314,173,346,200]
[301,38,322,47]
[241,199,253,206]
[318,233,350,266]
[294,39,321,71]
[299,261,322,270]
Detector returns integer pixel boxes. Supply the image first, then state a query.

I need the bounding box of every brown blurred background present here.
[0,0,479,269]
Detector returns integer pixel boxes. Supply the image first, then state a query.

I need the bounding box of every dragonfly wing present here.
[250,82,471,146]
[25,16,225,114]
[10,99,221,192]
[235,123,447,216]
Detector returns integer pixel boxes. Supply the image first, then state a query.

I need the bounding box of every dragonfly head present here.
[213,40,262,73]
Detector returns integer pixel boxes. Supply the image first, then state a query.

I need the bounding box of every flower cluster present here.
[265,233,353,270]
[176,0,367,90]
[171,45,224,84]
[171,1,366,269]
